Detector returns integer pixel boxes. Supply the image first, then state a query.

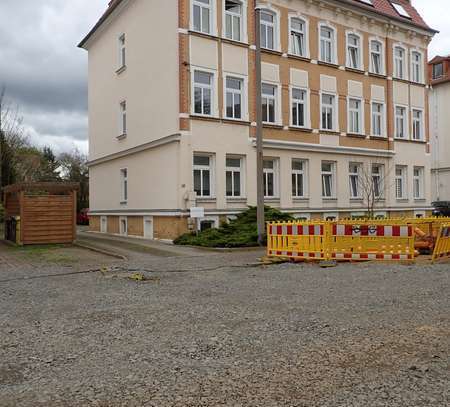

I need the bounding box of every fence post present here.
[432,225,443,263]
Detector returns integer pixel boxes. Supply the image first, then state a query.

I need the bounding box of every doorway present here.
[144,216,154,239]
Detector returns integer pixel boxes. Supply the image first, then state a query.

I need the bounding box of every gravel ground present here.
[0,241,449,406]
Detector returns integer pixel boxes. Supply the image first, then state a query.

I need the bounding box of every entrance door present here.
[144,216,154,239]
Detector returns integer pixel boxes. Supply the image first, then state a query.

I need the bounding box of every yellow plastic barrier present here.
[432,223,450,262]
[268,219,416,262]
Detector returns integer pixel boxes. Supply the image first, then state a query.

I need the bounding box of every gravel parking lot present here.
[0,240,449,406]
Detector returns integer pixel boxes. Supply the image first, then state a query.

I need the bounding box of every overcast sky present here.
[0,0,448,155]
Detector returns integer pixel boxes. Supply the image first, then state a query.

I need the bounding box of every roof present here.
[78,0,436,49]
[429,55,450,65]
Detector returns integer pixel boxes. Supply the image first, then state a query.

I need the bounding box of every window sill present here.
[116,65,127,75]
[116,134,127,141]
[396,199,409,203]
[222,118,251,126]
[226,197,247,202]
[346,132,366,138]
[414,198,427,202]
[317,61,339,69]
[287,54,311,62]
[261,48,283,56]
[221,37,249,48]
[189,30,219,41]
[320,129,340,135]
[190,114,221,122]
[120,201,128,206]
[394,138,426,144]
[293,197,310,202]
[264,198,280,202]
[263,123,283,129]
[197,197,216,203]
[345,67,365,75]
[368,72,387,79]
[322,198,337,201]
[289,126,313,133]
[369,135,388,140]
[350,198,364,202]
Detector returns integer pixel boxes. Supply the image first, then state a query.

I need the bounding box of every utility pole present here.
[255,7,265,246]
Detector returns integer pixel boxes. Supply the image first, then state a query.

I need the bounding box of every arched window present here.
[346,32,362,70]
[290,17,307,57]
[319,25,336,64]
[370,39,383,75]
[394,45,407,80]
[411,50,423,83]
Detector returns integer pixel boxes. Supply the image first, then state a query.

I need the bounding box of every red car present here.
[77,208,90,225]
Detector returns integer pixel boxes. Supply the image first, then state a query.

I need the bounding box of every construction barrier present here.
[267,222,327,260]
[329,222,414,261]
[268,219,418,262]
[432,223,450,262]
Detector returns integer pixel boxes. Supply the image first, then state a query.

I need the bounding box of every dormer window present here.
[432,63,444,79]
[392,3,411,18]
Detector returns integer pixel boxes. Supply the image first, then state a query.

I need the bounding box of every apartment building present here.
[79,0,436,240]
[429,55,450,203]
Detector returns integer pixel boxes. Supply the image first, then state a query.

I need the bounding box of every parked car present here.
[77,208,90,225]
[432,201,450,217]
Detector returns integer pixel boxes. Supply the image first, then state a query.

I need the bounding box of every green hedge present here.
[174,206,293,248]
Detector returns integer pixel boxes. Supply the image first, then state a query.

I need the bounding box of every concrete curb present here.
[74,241,127,260]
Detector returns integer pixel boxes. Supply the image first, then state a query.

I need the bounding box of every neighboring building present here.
[429,55,450,203]
[79,0,436,240]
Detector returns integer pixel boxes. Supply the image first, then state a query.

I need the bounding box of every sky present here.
[0,0,448,155]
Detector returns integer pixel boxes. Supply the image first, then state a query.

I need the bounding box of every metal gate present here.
[5,217,17,243]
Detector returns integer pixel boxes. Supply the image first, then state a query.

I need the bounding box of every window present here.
[321,93,336,131]
[347,33,361,70]
[411,51,422,83]
[348,98,363,134]
[372,164,384,198]
[119,101,127,136]
[291,88,307,127]
[321,162,335,198]
[225,76,243,119]
[349,163,362,199]
[370,40,383,75]
[394,46,406,80]
[395,106,407,139]
[225,0,242,41]
[193,0,212,34]
[262,83,277,123]
[292,160,307,198]
[194,70,213,116]
[263,159,278,198]
[433,63,444,79]
[193,155,212,197]
[120,217,128,236]
[118,34,126,69]
[260,10,276,50]
[371,102,385,137]
[413,167,424,199]
[392,3,411,18]
[120,168,128,203]
[320,25,335,64]
[290,17,306,57]
[226,157,243,197]
[412,109,424,141]
[395,166,407,200]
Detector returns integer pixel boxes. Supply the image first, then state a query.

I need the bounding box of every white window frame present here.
[258,7,280,52]
[411,108,424,141]
[288,14,309,58]
[226,155,245,198]
[393,44,408,81]
[223,0,247,43]
[349,162,362,199]
[318,23,337,65]
[370,101,386,137]
[394,104,408,140]
[119,216,128,236]
[320,92,338,132]
[117,33,126,70]
[346,31,363,70]
[395,165,408,200]
[120,168,128,204]
[263,158,279,198]
[119,100,127,137]
[369,37,385,75]
[223,73,248,121]
[191,67,216,117]
[410,49,424,84]
[100,216,107,233]
[261,82,280,125]
[193,154,215,198]
[191,0,215,35]
[321,161,336,199]
[292,159,308,199]
[290,86,310,129]
[413,166,425,200]
[371,164,384,199]
[347,96,365,135]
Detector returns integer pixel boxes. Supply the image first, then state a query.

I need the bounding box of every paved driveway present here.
[0,239,449,406]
